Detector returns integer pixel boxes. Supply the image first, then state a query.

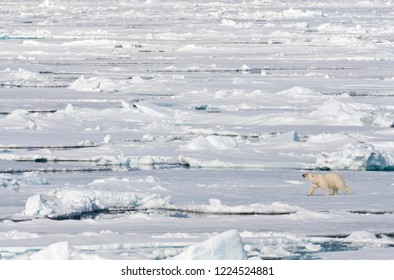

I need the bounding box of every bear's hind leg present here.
[322,188,330,196]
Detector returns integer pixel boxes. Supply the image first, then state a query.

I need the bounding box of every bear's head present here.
[302,174,314,180]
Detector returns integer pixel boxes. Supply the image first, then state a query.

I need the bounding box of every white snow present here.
[0,0,393,260]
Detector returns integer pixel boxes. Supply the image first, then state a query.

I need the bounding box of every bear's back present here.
[324,173,345,187]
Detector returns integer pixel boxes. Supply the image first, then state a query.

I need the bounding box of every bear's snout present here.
[302,174,307,178]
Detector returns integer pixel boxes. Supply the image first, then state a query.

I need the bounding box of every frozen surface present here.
[0,0,394,260]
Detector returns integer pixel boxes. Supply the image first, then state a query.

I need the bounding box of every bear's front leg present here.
[307,184,318,196]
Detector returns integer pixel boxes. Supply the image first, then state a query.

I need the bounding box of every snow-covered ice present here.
[0,0,394,260]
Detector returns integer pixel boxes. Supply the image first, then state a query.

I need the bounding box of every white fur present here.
[302,173,351,196]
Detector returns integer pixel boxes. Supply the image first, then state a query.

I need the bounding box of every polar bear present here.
[302,173,351,196]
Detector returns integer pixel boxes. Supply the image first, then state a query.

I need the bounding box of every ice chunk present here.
[316,143,394,171]
[0,175,18,189]
[240,64,251,72]
[182,135,238,151]
[371,113,394,127]
[29,241,71,260]
[205,135,238,149]
[272,131,300,142]
[4,109,39,130]
[0,172,47,191]
[282,8,324,18]
[129,76,145,84]
[134,101,175,118]
[177,44,212,52]
[174,230,247,260]
[344,231,394,247]
[64,103,77,113]
[307,99,392,127]
[102,134,112,144]
[277,86,321,98]
[39,0,51,8]
[0,68,49,87]
[346,231,377,242]
[21,188,170,219]
[23,194,53,217]
[308,99,366,126]
[69,75,120,92]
